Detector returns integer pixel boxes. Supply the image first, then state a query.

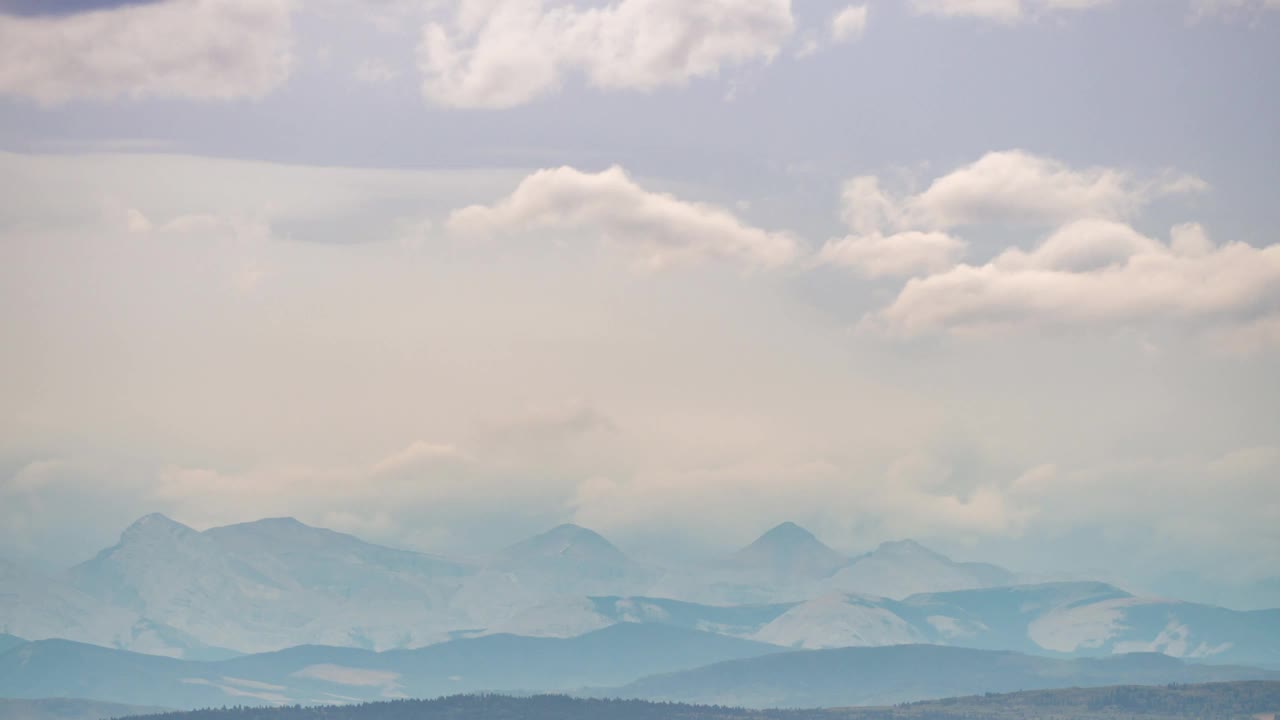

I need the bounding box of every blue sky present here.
[0,0,1278,604]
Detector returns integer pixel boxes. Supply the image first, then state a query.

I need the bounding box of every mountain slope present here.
[589,596,797,637]
[828,540,1015,599]
[607,644,1280,708]
[0,698,168,720]
[901,582,1280,667]
[0,558,214,659]
[0,635,25,655]
[0,624,782,709]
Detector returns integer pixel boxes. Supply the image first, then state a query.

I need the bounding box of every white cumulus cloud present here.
[822,151,1206,278]
[873,221,1280,337]
[448,165,801,269]
[417,0,795,108]
[902,150,1206,229]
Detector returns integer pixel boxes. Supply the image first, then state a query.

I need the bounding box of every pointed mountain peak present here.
[121,513,194,541]
[500,523,629,565]
[516,523,616,550]
[730,522,848,577]
[545,523,601,539]
[754,521,821,546]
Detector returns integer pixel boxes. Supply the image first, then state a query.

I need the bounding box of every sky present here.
[0,0,1278,603]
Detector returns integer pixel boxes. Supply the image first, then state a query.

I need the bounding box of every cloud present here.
[1009,447,1280,573]
[900,150,1205,230]
[913,0,1023,22]
[829,4,869,42]
[2,150,1274,590]
[417,0,795,108]
[573,454,1036,549]
[824,150,1207,280]
[0,0,295,104]
[872,220,1280,337]
[1191,0,1280,19]
[911,0,1115,23]
[820,231,966,277]
[830,152,1278,344]
[448,165,801,268]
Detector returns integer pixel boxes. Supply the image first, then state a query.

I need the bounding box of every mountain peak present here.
[545,523,601,540]
[729,522,847,579]
[509,523,618,553]
[202,516,357,550]
[873,539,944,559]
[121,513,195,541]
[499,523,632,568]
[756,521,819,546]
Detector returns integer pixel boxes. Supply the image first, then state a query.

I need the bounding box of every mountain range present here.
[1,630,1276,710]
[2,516,1278,669]
[0,624,780,708]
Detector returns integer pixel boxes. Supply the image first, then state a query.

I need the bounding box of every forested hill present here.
[119,683,1280,720]
[117,696,813,720]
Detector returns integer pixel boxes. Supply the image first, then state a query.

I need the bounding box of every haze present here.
[1,0,1279,614]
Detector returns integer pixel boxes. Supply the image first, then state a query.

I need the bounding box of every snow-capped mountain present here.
[0,556,223,659]
[67,514,478,655]
[751,582,1280,667]
[750,592,924,649]
[3,515,1276,667]
[903,582,1280,667]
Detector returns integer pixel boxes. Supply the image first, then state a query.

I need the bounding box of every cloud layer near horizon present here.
[0,0,1277,601]
[0,151,1276,591]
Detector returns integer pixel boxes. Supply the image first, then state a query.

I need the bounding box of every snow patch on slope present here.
[752,593,923,649]
[1027,596,1147,652]
[1112,619,1234,659]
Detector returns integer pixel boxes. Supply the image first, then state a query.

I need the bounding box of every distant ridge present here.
[606,644,1280,708]
[0,697,169,720]
[0,623,781,709]
[108,682,1280,720]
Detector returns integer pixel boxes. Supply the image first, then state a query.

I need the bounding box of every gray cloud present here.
[0,0,294,104]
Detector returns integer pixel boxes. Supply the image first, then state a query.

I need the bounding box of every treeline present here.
[122,695,824,720]
[865,681,1280,719]
[119,682,1280,720]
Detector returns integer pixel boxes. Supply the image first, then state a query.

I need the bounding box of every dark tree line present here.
[119,682,1280,720]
